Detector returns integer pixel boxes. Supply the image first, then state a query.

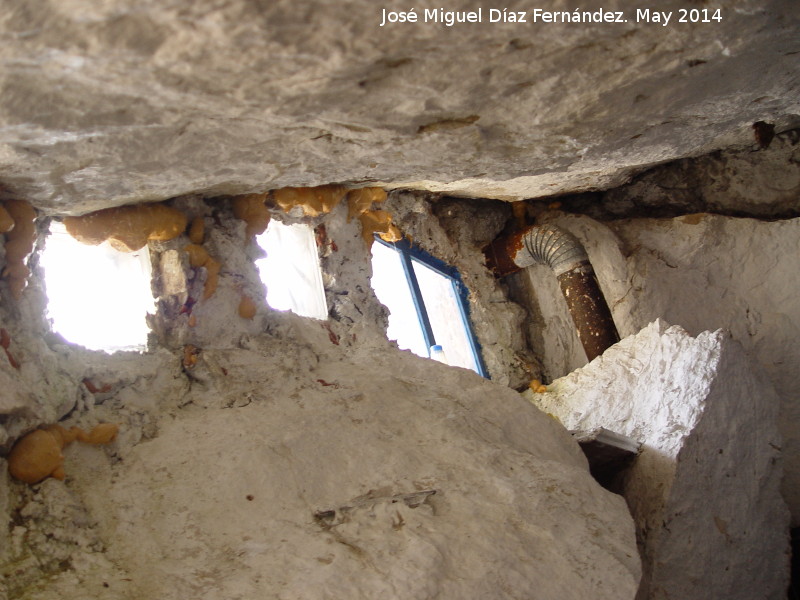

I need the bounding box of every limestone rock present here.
[528,320,789,600]
[15,339,640,599]
[603,130,800,218]
[557,130,800,219]
[0,0,797,213]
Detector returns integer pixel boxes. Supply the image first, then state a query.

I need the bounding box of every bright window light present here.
[411,259,479,373]
[370,238,486,376]
[40,222,154,352]
[255,220,328,320]
[371,241,429,356]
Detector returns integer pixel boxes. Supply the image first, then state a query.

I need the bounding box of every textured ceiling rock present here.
[0,0,798,213]
[556,129,800,218]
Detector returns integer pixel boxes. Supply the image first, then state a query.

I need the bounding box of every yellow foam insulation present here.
[358,210,402,248]
[0,327,20,369]
[183,344,200,369]
[529,379,548,394]
[273,185,346,217]
[184,244,220,299]
[2,199,37,299]
[512,201,528,228]
[0,204,14,233]
[63,203,187,252]
[8,423,119,484]
[184,243,210,269]
[231,193,271,239]
[188,216,205,245]
[347,187,387,222]
[238,294,257,319]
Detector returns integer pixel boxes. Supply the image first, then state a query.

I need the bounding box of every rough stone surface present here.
[608,214,800,527]
[556,129,800,219]
[0,181,640,598]
[1,3,798,594]
[528,320,790,600]
[1,324,640,599]
[0,0,798,213]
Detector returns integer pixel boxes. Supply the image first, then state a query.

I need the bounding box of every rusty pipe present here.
[485,224,619,361]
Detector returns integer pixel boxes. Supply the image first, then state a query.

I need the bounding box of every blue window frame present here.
[371,236,488,378]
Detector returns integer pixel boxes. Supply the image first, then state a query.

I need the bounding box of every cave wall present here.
[0,190,642,598]
[0,0,797,595]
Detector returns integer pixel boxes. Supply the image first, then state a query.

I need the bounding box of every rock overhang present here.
[0,0,797,214]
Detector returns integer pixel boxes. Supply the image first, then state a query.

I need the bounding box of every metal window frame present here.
[374,236,489,378]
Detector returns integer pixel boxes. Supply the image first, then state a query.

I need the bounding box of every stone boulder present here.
[3,335,640,599]
[529,320,789,599]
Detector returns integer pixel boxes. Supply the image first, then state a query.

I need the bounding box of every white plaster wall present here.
[612,215,800,527]
[522,211,800,526]
[528,320,789,600]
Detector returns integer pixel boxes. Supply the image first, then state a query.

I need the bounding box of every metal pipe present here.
[484,224,619,361]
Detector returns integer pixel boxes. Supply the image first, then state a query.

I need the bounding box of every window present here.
[255,220,328,320]
[40,222,154,351]
[370,237,487,377]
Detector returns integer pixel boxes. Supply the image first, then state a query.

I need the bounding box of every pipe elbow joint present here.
[484,223,620,362]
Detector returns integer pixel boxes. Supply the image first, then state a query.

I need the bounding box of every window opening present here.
[40,221,154,352]
[370,241,429,357]
[371,237,488,377]
[255,220,328,320]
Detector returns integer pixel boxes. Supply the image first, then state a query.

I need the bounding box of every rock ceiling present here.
[0,0,797,214]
